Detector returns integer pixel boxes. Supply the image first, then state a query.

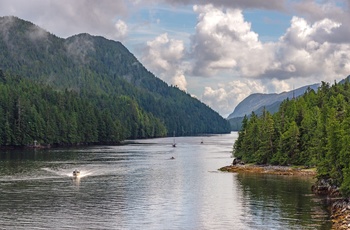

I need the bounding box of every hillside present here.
[0,72,168,146]
[233,79,350,197]
[227,84,320,130]
[0,16,230,140]
[227,84,320,119]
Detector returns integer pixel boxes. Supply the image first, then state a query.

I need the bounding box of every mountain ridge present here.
[227,83,320,119]
[0,16,231,137]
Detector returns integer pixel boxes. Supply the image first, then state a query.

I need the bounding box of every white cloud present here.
[140,3,350,115]
[141,33,187,90]
[173,70,187,90]
[194,5,350,115]
[0,0,129,40]
[266,79,291,93]
[283,0,350,44]
[262,16,349,81]
[202,79,268,116]
[114,19,128,41]
[200,77,301,117]
[281,17,341,47]
[191,4,350,82]
[191,4,273,77]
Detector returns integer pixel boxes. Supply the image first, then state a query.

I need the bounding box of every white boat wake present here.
[41,166,115,179]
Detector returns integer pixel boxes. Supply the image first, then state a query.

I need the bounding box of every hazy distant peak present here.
[227,83,320,119]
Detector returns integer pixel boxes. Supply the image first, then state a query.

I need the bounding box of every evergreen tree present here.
[233,78,350,195]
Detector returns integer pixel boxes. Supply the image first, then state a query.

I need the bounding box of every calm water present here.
[0,132,331,229]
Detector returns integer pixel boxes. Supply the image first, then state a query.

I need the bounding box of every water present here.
[0,132,331,229]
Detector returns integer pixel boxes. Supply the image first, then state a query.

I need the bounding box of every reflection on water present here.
[237,173,331,230]
[0,133,331,229]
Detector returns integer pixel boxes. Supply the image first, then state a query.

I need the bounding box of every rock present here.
[311,178,341,197]
[231,157,244,166]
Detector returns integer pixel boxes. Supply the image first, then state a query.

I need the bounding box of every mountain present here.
[0,16,231,140]
[227,84,320,130]
[339,75,350,84]
[227,84,320,120]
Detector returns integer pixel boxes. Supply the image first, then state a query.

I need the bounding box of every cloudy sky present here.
[1,0,350,117]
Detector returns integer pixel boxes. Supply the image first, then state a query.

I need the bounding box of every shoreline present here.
[219,164,350,229]
[219,164,317,176]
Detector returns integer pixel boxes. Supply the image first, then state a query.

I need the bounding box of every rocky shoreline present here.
[219,164,350,229]
[219,164,317,176]
[312,179,350,229]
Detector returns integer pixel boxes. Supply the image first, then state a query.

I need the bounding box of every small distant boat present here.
[172,131,176,147]
[73,169,80,177]
[170,156,175,160]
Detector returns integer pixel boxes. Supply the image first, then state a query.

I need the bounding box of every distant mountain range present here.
[227,84,320,130]
[0,16,231,137]
[228,75,350,130]
[227,84,320,119]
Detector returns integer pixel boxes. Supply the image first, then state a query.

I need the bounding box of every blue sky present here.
[245,10,292,41]
[1,0,350,117]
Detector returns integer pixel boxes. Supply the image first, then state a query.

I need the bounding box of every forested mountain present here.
[0,71,167,146]
[233,78,350,196]
[227,84,320,130]
[0,16,230,146]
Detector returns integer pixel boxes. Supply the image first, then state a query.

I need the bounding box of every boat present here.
[73,169,80,177]
[172,131,176,147]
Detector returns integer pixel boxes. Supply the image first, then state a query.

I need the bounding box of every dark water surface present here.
[0,132,331,229]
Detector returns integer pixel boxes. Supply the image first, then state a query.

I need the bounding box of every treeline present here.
[0,71,167,147]
[233,79,350,196]
[0,16,231,136]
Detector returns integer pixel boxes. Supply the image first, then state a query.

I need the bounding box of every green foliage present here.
[0,16,230,136]
[0,73,167,146]
[233,78,350,196]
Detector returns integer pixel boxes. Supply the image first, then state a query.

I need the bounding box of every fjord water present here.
[0,132,331,229]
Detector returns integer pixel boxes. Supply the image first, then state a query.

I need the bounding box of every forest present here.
[0,16,231,140]
[0,70,167,146]
[233,78,350,196]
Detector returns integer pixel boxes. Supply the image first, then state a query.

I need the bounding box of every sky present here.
[1,0,350,117]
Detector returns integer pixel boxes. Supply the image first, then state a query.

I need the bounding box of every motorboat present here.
[73,169,80,177]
